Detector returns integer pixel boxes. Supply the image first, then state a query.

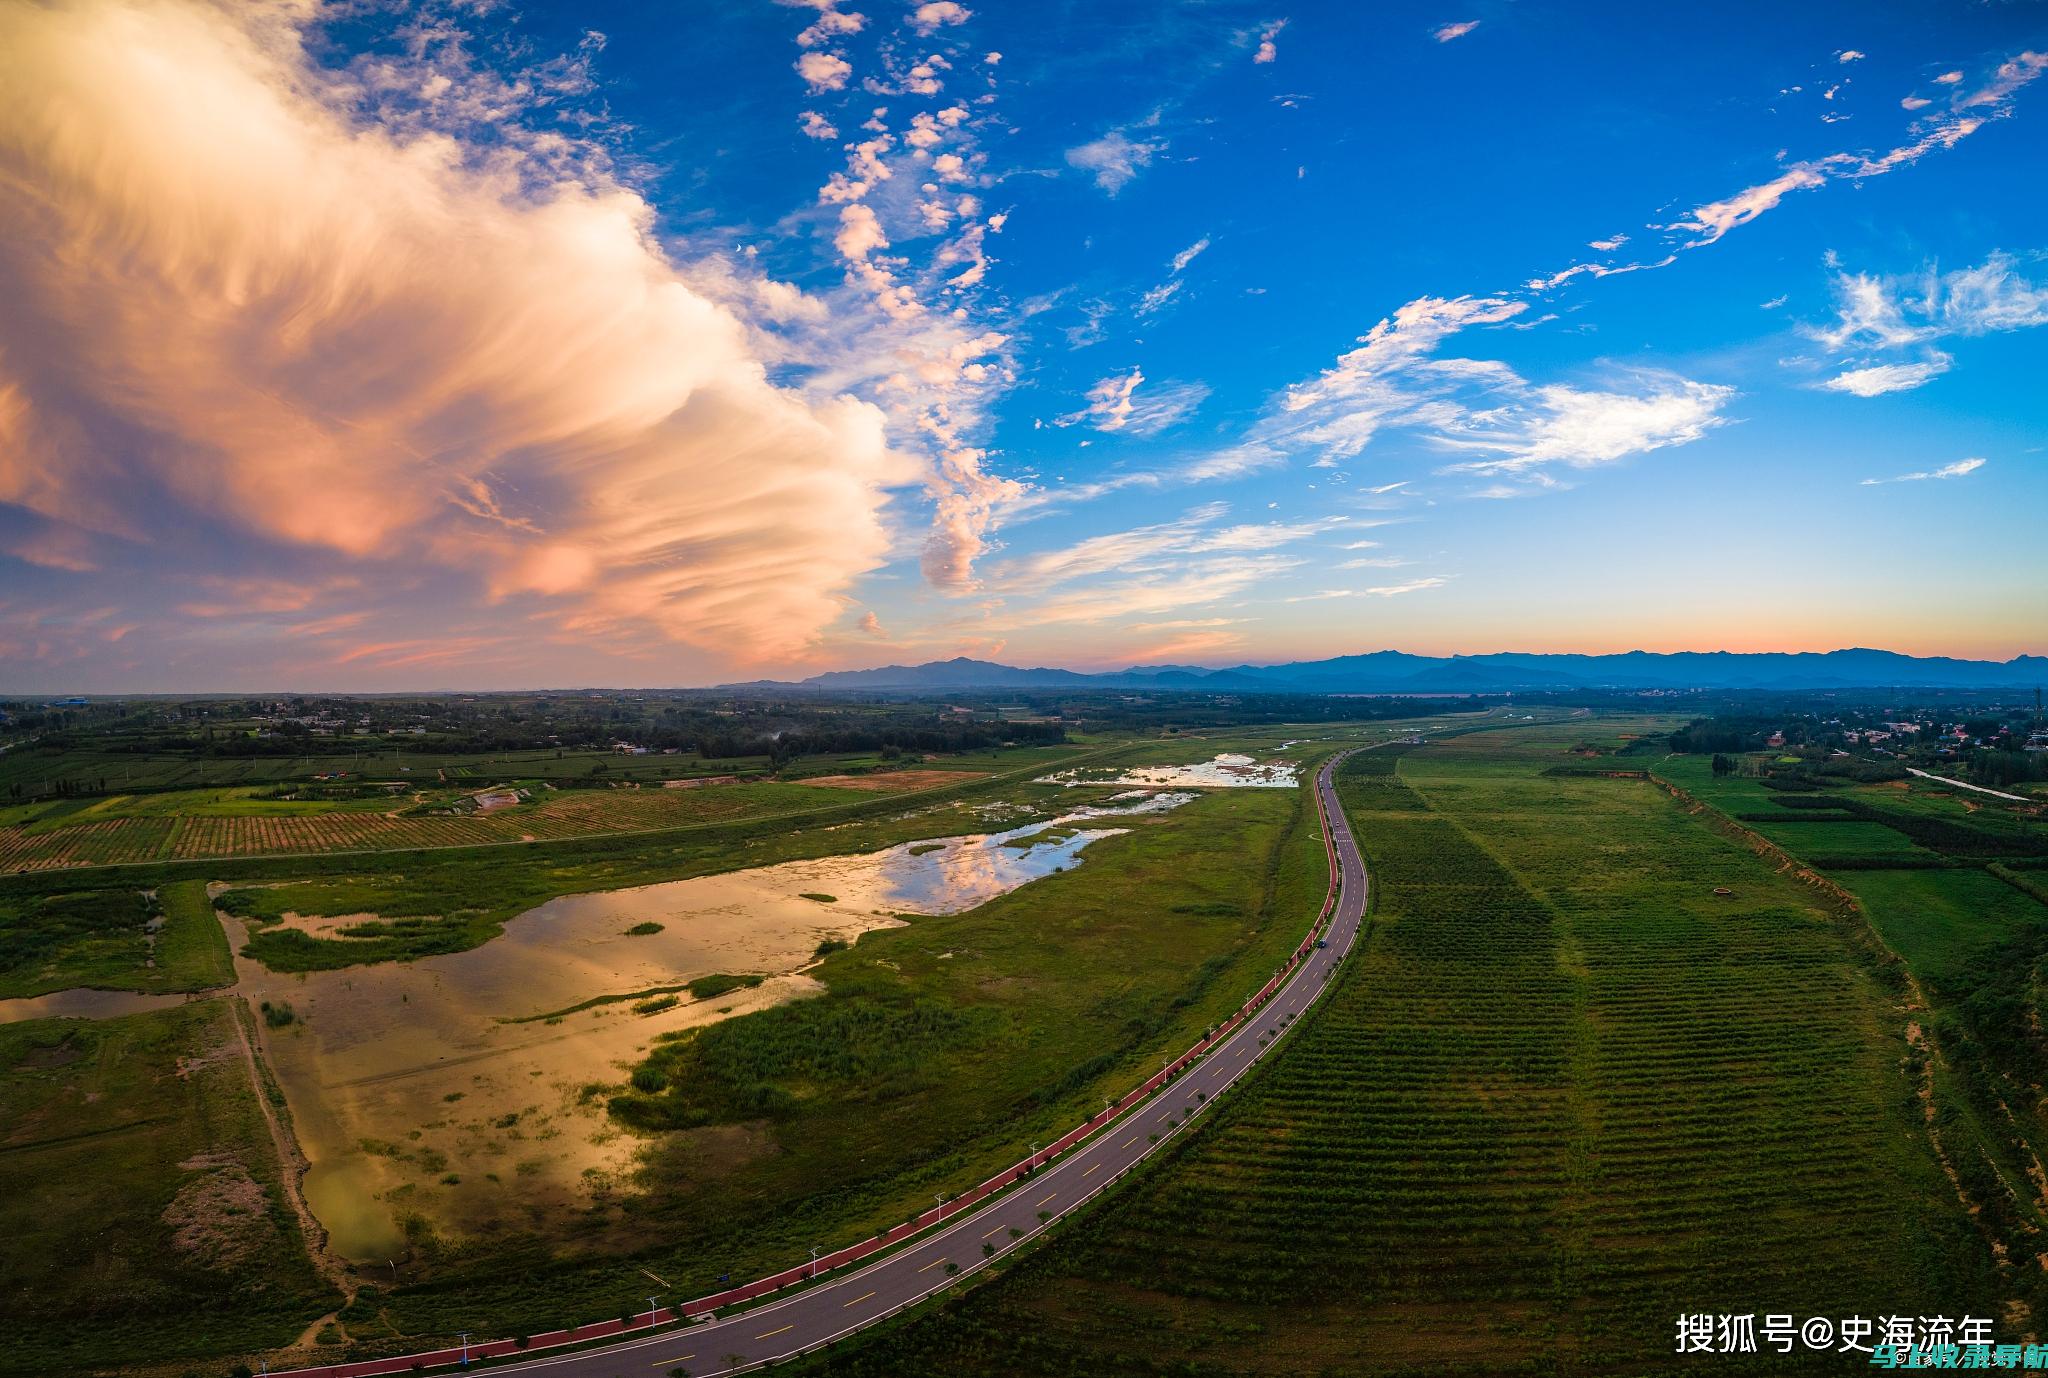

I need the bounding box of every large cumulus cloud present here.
[0,0,906,668]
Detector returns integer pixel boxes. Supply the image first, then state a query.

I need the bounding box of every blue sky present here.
[0,0,2042,689]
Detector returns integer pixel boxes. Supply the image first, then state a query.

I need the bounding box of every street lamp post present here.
[810,1246,822,1280]
[647,1295,661,1327]
[458,1332,470,1367]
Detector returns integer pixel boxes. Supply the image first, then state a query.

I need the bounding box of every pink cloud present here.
[0,0,906,667]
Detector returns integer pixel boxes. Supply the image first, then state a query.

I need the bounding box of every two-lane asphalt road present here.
[284,750,1372,1378]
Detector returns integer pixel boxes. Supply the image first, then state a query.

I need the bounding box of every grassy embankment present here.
[797,726,1996,1376]
[0,1001,339,1377]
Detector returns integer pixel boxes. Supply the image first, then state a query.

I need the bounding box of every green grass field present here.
[800,728,1994,1376]
[0,1001,339,1377]
[0,877,233,999]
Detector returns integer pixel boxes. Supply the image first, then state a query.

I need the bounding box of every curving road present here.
[281,750,1372,1378]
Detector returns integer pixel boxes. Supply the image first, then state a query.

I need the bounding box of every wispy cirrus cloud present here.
[1667,52,2044,248]
[1804,251,2048,395]
[1256,296,1732,484]
[1059,369,1210,435]
[1819,359,1952,396]
[989,504,1339,593]
[1285,577,1447,601]
[1861,457,1986,485]
[1433,21,1479,43]
[1066,129,1165,194]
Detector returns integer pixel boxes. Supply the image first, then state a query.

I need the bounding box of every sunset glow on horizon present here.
[1,0,2043,691]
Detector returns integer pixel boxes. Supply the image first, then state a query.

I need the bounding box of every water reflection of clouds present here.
[828,788,1199,915]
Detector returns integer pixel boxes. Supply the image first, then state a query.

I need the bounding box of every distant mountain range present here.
[735,649,2048,696]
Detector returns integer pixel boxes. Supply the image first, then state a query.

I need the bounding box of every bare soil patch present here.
[161,1152,281,1272]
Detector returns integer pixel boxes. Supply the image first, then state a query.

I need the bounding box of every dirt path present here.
[224,991,355,1299]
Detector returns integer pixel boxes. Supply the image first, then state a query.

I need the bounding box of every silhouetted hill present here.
[740,648,2048,694]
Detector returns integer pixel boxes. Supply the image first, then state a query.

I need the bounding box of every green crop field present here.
[0,1001,339,1377]
[803,728,1995,1376]
[1650,747,2048,1296]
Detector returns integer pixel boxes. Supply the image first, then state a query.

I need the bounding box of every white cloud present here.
[857,610,886,636]
[1803,252,2048,395]
[1941,252,2048,332]
[799,109,838,139]
[1934,70,1963,84]
[797,50,853,91]
[1901,95,1931,110]
[1861,457,1985,484]
[1588,234,1629,252]
[1819,359,1951,396]
[1433,21,1479,42]
[909,2,971,37]
[1433,376,1734,474]
[1810,270,1934,349]
[1135,279,1183,315]
[1839,50,1866,64]
[1066,131,1164,194]
[1252,292,1732,492]
[1171,237,1211,274]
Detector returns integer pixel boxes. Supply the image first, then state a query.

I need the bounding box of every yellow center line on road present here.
[649,1356,694,1368]
[1036,1191,1057,1206]
[981,1223,1005,1239]
[917,1256,949,1273]
[1084,1163,1101,1177]
[757,1324,794,1340]
[1120,1136,1138,1148]
[843,1291,876,1308]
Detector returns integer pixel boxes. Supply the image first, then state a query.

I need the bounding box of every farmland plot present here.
[808,734,1994,1376]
